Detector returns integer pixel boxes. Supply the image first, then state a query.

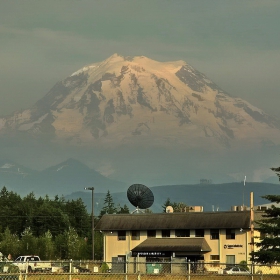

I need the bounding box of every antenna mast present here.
[243,175,246,209]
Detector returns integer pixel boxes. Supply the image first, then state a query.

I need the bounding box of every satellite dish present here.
[127,184,154,212]
[166,206,174,213]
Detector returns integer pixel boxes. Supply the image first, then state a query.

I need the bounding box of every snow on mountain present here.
[1,53,279,151]
[0,54,280,186]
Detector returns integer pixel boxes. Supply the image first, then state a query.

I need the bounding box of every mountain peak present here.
[0,54,280,186]
[0,54,280,151]
[104,53,125,63]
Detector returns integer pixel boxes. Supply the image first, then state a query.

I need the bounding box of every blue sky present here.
[1,0,280,118]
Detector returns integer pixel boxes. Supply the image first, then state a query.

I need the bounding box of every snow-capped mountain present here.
[1,53,279,150]
[0,54,279,186]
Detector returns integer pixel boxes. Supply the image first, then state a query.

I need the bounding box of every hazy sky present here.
[1,0,280,118]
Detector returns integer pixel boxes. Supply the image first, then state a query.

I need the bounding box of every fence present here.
[1,260,280,280]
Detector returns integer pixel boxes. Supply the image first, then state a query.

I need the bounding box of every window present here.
[175,229,190,237]
[226,229,235,239]
[210,255,220,267]
[118,255,125,262]
[131,230,140,240]
[162,230,170,237]
[226,255,235,265]
[147,230,156,238]
[195,229,204,237]
[118,230,126,241]
[210,229,219,240]
[27,257,40,261]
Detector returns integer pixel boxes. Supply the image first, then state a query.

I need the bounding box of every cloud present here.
[0,0,280,118]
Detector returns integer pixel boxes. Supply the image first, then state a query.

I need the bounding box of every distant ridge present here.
[0,158,126,196]
[67,182,280,213]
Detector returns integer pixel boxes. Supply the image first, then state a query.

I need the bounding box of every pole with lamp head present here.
[84,187,94,261]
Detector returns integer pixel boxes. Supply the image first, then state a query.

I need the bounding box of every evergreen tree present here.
[162,198,188,213]
[20,227,37,255]
[0,186,101,259]
[0,187,22,234]
[162,198,173,213]
[94,230,103,260]
[271,166,280,181]
[0,227,20,259]
[99,191,116,216]
[252,165,280,263]
[64,198,90,237]
[37,230,55,260]
[54,233,67,259]
[64,227,81,259]
[116,204,130,214]
[252,195,280,263]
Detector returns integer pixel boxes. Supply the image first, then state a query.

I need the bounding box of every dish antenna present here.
[166,205,174,213]
[127,184,154,213]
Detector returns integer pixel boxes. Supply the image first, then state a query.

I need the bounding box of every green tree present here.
[0,227,20,259]
[116,204,130,214]
[64,198,90,237]
[162,198,173,212]
[37,230,55,260]
[64,227,80,259]
[20,227,38,255]
[54,233,67,259]
[239,260,249,271]
[252,164,280,263]
[271,166,280,181]
[21,192,39,231]
[94,230,103,260]
[252,194,280,263]
[99,191,117,216]
[33,203,70,237]
[0,187,22,234]
[162,198,188,213]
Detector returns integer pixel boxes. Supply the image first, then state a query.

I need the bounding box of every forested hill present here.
[70,182,280,213]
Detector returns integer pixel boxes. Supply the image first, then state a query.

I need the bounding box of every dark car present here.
[62,265,91,273]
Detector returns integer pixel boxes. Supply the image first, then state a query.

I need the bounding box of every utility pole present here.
[250,192,254,273]
[84,187,94,261]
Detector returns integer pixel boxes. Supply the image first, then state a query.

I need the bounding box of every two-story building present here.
[96,210,263,271]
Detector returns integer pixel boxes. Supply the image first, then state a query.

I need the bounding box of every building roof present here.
[96,211,263,231]
[131,238,211,253]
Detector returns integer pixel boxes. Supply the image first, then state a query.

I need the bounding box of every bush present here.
[100,262,109,273]
[239,260,249,271]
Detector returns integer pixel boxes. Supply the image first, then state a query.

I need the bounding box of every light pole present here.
[84,187,94,261]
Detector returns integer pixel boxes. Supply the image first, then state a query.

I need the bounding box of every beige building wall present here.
[104,230,147,264]
[103,228,257,266]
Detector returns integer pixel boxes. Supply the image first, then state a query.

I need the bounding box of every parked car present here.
[12,255,52,273]
[223,266,250,274]
[62,265,91,273]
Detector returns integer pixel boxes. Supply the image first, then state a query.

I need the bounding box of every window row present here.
[117,229,236,240]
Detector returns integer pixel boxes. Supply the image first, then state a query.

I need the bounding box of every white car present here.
[13,255,52,272]
[223,266,250,274]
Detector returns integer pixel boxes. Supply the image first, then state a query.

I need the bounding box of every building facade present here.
[96,210,262,271]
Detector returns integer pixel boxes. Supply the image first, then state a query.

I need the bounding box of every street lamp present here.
[84,187,94,261]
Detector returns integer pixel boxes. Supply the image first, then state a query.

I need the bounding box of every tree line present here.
[0,187,129,260]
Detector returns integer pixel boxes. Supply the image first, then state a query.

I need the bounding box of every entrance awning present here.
[131,237,211,254]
